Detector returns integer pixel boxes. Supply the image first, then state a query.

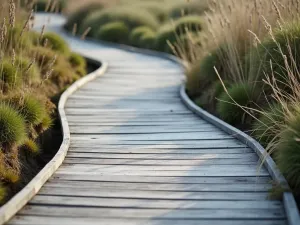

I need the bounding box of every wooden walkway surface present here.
[8,15,287,225]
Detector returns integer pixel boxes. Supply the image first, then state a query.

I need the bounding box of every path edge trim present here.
[0,58,108,224]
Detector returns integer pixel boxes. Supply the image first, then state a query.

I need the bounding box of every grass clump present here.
[252,104,285,147]
[81,7,159,37]
[140,31,156,49]
[96,22,130,43]
[129,26,155,47]
[154,24,177,52]
[15,56,41,84]
[186,49,221,97]
[174,15,203,33]
[216,83,258,126]
[23,139,39,154]
[276,109,300,191]
[69,52,86,68]
[11,95,46,126]
[247,22,300,85]
[0,104,27,145]
[41,32,70,55]
[0,61,21,88]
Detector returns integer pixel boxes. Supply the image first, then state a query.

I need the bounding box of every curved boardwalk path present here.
[8,15,287,225]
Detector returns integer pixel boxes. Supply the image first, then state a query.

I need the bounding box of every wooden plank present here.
[17,205,285,219]
[69,127,221,134]
[38,187,270,200]
[67,122,206,126]
[68,147,253,154]
[44,180,271,192]
[57,164,268,176]
[70,134,237,141]
[31,195,281,209]
[52,174,271,184]
[65,152,258,160]
[70,140,246,148]
[8,216,287,225]
[9,216,287,225]
[63,158,259,165]
[66,117,207,123]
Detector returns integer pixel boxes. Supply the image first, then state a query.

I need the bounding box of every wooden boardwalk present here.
[7,15,288,225]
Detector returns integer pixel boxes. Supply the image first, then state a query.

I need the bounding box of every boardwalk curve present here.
[1,14,299,225]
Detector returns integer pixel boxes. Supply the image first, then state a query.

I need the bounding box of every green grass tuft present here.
[247,22,300,85]
[276,107,300,191]
[252,104,285,147]
[81,7,159,37]
[12,95,46,126]
[0,61,21,87]
[129,26,155,47]
[41,32,70,55]
[0,104,27,145]
[174,15,204,33]
[186,50,221,97]
[216,83,258,125]
[154,23,177,52]
[97,21,130,43]
[15,56,41,84]
[139,31,156,49]
[23,139,39,154]
[69,52,86,68]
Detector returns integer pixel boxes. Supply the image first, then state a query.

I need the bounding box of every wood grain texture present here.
[4,13,299,225]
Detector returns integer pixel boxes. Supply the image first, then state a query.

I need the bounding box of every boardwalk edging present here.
[0,58,108,224]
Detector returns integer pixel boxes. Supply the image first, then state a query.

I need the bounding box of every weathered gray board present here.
[1,13,299,225]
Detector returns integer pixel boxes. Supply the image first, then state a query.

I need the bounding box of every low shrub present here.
[0,162,19,184]
[186,49,222,97]
[216,83,258,126]
[11,95,46,126]
[64,3,104,32]
[81,7,159,37]
[174,15,203,33]
[15,56,41,84]
[0,61,21,88]
[96,22,130,43]
[140,31,156,49]
[276,108,300,191]
[29,46,58,73]
[6,27,33,51]
[129,26,155,47]
[154,23,177,52]
[41,32,70,55]
[0,104,27,145]
[252,104,285,147]
[247,22,300,85]
[69,52,86,69]
[51,62,79,89]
